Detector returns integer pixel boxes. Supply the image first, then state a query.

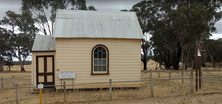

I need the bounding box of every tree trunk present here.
[159,62,162,70]
[143,57,147,70]
[19,59,25,72]
[213,61,216,68]
[173,42,182,70]
[18,48,25,72]
[0,57,3,72]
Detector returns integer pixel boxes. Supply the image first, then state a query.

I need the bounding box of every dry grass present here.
[1,63,222,104]
[2,65,32,72]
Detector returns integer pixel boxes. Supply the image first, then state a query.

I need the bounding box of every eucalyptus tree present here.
[130,0,160,70]
[21,0,96,35]
[202,39,222,68]
[131,0,222,69]
[0,28,11,71]
[0,11,38,71]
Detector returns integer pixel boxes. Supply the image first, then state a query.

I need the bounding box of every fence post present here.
[169,71,171,79]
[72,78,74,90]
[190,72,193,94]
[1,77,3,88]
[201,72,203,86]
[63,82,66,102]
[150,69,154,97]
[109,79,112,100]
[15,84,19,104]
[158,70,160,78]
[182,70,184,84]
[12,76,15,86]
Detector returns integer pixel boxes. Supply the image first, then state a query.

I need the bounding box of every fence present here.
[0,69,222,104]
[0,76,30,88]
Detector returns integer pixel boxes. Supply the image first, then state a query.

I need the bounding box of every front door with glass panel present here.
[36,56,54,87]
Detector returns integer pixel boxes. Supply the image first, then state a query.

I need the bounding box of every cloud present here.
[210,33,222,40]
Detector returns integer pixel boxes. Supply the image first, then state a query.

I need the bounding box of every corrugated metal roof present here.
[32,35,55,51]
[53,9,144,39]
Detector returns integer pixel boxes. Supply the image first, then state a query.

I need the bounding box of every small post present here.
[12,76,15,86]
[199,56,201,89]
[72,78,74,90]
[195,46,198,91]
[63,82,66,102]
[201,72,203,86]
[169,71,171,79]
[1,77,3,88]
[38,83,43,104]
[15,84,19,104]
[61,79,62,90]
[190,72,194,94]
[109,79,112,100]
[150,69,154,97]
[40,88,42,104]
[158,70,160,78]
[182,70,184,84]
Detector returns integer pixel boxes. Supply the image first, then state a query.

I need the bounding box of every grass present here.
[0,64,222,104]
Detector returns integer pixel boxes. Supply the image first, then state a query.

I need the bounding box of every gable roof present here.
[53,9,144,39]
[32,35,55,52]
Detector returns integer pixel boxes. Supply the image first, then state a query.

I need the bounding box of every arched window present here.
[91,44,109,75]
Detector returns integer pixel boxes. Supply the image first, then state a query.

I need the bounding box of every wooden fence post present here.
[72,78,74,90]
[109,79,112,100]
[150,69,154,97]
[190,72,193,94]
[201,72,203,86]
[15,84,19,104]
[158,70,160,78]
[169,71,171,79]
[12,76,15,86]
[1,77,3,88]
[182,70,184,84]
[63,82,66,102]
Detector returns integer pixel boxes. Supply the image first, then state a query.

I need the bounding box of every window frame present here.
[91,44,109,75]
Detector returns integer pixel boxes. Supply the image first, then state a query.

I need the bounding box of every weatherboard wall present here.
[55,38,141,89]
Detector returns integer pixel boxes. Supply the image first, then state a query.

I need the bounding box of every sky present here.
[0,0,221,39]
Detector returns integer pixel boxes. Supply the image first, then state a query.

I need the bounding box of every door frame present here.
[36,55,55,87]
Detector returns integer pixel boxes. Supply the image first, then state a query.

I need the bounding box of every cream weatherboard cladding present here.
[55,38,141,88]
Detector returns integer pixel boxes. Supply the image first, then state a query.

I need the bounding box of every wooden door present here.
[36,56,54,87]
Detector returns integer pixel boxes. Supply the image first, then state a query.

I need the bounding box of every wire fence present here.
[0,69,222,104]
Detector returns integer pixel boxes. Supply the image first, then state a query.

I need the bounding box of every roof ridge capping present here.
[53,9,144,39]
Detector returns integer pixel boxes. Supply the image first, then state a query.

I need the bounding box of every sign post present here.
[38,83,44,104]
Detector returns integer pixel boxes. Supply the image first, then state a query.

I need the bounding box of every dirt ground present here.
[51,94,222,104]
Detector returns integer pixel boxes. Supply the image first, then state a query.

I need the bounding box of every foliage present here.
[21,0,96,35]
[202,38,222,67]
[0,28,11,71]
[131,0,222,69]
[0,10,38,71]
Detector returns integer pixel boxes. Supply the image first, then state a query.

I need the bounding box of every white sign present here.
[58,72,76,79]
[198,50,201,56]
[38,84,44,89]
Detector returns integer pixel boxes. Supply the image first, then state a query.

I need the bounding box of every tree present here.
[88,5,97,11]
[202,39,222,68]
[21,0,96,35]
[141,35,152,70]
[0,28,11,71]
[131,0,222,69]
[130,0,159,70]
[0,11,38,71]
